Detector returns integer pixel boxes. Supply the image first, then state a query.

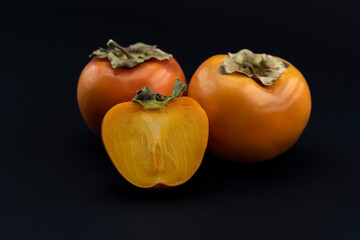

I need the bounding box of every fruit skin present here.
[77,57,186,136]
[101,97,209,188]
[188,55,311,162]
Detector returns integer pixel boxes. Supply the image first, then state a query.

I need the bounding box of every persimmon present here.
[77,40,186,136]
[101,80,209,188]
[188,49,311,162]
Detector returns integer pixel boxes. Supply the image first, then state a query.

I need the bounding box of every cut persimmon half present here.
[101,80,209,188]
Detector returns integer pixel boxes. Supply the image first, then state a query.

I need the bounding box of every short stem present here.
[107,40,133,59]
[241,62,256,75]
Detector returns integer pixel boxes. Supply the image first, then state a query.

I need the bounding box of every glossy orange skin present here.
[77,57,186,136]
[188,55,311,162]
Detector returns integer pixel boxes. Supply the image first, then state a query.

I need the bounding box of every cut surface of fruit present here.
[102,98,208,188]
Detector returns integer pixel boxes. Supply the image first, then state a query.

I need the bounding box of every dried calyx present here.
[220,49,288,85]
[132,79,186,110]
[90,39,173,69]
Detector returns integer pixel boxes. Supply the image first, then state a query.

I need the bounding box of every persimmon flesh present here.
[102,82,208,188]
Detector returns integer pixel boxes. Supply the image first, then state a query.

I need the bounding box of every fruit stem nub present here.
[107,40,133,59]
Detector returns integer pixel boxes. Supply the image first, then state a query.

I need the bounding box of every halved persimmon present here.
[101,80,209,188]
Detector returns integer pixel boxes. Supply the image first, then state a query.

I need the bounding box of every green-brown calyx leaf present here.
[220,49,287,85]
[132,79,186,110]
[90,39,173,69]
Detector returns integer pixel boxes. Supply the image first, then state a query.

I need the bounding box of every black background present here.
[1,0,360,239]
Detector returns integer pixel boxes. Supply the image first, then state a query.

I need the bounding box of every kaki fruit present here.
[188,49,311,162]
[77,39,186,136]
[101,80,209,188]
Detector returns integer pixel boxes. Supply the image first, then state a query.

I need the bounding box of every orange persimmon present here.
[188,49,311,162]
[77,40,186,136]
[101,80,209,188]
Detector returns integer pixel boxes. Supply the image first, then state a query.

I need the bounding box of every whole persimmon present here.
[188,49,311,162]
[77,40,186,136]
[101,80,209,188]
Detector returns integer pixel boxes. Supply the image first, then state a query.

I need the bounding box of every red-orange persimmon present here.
[77,40,186,136]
